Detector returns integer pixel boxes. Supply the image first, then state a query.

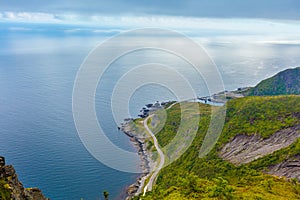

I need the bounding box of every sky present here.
[0,0,300,23]
[0,0,300,45]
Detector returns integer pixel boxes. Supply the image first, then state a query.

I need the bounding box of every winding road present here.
[143,102,177,195]
[143,114,165,195]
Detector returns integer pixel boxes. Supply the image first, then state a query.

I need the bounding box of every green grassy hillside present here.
[245,67,300,96]
[134,96,300,200]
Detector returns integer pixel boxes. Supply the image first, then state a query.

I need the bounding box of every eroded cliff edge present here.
[0,156,49,200]
[219,124,300,181]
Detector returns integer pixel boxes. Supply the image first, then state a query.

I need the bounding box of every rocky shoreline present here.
[119,101,173,199]
[0,156,49,200]
[121,121,154,200]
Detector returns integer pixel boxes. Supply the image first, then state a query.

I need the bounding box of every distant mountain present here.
[246,67,300,96]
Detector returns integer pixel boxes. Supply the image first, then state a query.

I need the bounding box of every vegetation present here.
[222,95,300,140]
[0,179,11,200]
[245,67,300,96]
[103,190,109,200]
[249,137,300,171]
[132,95,300,200]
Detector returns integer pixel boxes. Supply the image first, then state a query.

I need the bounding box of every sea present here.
[0,22,300,200]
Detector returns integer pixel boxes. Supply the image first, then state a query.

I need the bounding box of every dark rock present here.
[145,104,153,108]
[0,156,5,167]
[161,102,168,106]
[127,184,139,196]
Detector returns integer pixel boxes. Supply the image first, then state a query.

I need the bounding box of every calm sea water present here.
[0,23,300,200]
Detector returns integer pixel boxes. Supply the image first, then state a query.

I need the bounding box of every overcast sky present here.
[0,0,300,20]
[1,0,300,44]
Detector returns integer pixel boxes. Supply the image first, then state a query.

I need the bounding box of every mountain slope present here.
[220,124,300,165]
[246,67,300,96]
[134,96,300,200]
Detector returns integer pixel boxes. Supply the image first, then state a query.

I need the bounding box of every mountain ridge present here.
[245,67,300,96]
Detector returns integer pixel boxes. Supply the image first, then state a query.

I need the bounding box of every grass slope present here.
[245,67,300,96]
[133,96,300,200]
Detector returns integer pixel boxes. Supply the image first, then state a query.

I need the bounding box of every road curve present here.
[143,114,165,195]
[166,102,177,110]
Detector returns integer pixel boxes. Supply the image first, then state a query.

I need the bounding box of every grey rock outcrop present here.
[219,124,300,165]
[267,155,300,181]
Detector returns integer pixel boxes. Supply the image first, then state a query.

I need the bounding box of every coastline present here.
[121,121,154,200]
[119,101,176,199]
[120,99,223,199]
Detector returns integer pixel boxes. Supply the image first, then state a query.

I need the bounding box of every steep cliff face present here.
[217,95,300,182]
[219,124,300,165]
[219,124,300,181]
[267,155,300,181]
[0,157,49,200]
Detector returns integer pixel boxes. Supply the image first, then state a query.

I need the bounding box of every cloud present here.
[1,11,60,23]
[0,0,300,20]
[1,11,300,46]
[8,27,32,31]
[1,11,300,34]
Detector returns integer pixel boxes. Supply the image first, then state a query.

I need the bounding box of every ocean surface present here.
[1,23,300,200]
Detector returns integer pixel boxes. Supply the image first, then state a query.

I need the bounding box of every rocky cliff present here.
[267,155,300,181]
[0,156,49,200]
[219,123,300,181]
[220,124,300,165]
